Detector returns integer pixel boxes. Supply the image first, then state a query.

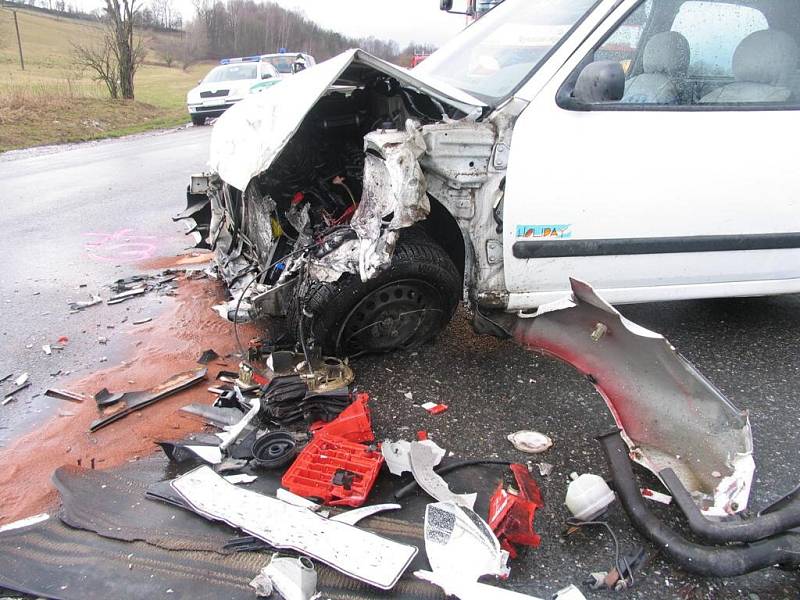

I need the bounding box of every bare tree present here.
[105,0,146,99]
[72,36,120,98]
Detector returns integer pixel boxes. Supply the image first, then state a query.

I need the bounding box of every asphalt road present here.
[1,127,799,598]
[0,126,212,443]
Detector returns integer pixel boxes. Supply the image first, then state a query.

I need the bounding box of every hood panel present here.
[208,49,485,192]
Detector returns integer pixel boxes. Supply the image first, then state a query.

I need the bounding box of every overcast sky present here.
[72,0,470,46]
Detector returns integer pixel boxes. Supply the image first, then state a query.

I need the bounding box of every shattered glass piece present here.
[513,278,754,517]
[410,442,476,508]
[171,466,417,589]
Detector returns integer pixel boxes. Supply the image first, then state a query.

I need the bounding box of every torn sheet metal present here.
[210,49,484,192]
[409,441,476,509]
[171,466,417,589]
[423,502,509,587]
[89,368,208,432]
[512,278,754,517]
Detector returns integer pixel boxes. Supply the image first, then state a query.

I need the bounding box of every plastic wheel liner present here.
[512,278,754,517]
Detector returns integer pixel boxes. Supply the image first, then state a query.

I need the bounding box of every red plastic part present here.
[426,403,448,415]
[487,463,543,558]
[281,432,383,507]
[416,430,429,441]
[309,392,374,443]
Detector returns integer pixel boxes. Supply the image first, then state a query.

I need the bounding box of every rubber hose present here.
[597,430,800,577]
[660,467,800,544]
[394,459,511,500]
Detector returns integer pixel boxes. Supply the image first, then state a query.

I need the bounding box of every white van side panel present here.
[502,4,800,305]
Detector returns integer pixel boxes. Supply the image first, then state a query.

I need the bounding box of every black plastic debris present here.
[251,430,298,469]
[94,387,124,408]
[197,349,220,364]
[90,368,208,432]
[261,375,351,426]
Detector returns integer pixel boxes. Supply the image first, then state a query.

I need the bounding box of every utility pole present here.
[13,11,25,71]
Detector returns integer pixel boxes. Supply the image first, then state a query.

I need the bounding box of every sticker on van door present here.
[515,224,572,239]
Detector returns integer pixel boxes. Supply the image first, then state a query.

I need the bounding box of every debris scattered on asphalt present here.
[42,344,52,355]
[488,463,543,558]
[107,287,147,305]
[14,373,29,387]
[420,401,448,415]
[251,554,318,600]
[223,474,258,485]
[69,294,103,312]
[409,441,477,509]
[170,465,417,589]
[0,373,12,384]
[641,488,673,505]
[382,438,444,477]
[132,317,153,325]
[537,462,554,477]
[507,430,553,454]
[89,368,208,432]
[196,349,219,364]
[44,388,86,403]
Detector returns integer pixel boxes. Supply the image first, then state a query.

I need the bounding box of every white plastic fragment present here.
[14,373,29,387]
[565,472,615,521]
[537,462,554,477]
[330,504,402,526]
[507,431,553,454]
[42,345,52,355]
[223,474,257,485]
[171,466,417,589]
[641,488,673,505]
[382,439,445,476]
[422,502,509,588]
[276,488,322,510]
[409,442,476,509]
[252,555,318,600]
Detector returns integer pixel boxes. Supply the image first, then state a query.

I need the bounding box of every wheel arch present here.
[420,194,466,284]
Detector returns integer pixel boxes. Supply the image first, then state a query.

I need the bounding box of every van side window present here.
[671,1,767,77]
[563,0,800,107]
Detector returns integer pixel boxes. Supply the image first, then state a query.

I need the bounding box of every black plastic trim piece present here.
[513,232,800,259]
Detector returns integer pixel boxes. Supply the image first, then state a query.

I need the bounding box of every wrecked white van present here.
[182,0,800,356]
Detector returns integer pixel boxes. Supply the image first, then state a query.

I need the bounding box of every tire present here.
[191,114,206,126]
[298,228,461,357]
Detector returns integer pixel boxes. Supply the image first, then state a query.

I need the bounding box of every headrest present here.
[643,32,690,76]
[733,30,799,85]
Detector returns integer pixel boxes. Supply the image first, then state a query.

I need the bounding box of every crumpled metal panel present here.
[512,279,754,517]
[209,49,484,192]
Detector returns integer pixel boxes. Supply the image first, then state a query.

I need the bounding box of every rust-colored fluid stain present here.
[0,272,258,525]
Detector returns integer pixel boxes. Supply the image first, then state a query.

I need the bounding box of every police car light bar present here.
[220,55,261,65]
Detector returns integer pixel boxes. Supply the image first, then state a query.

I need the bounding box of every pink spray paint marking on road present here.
[83,229,159,263]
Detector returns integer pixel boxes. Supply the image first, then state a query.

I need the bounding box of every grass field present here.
[0,7,215,151]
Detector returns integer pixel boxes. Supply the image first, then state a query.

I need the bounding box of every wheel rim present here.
[335,279,446,356]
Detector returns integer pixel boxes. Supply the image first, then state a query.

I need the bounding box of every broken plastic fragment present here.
[254,555,317,600]
[382,439,445,476]
[421,401,449,415]
[423,501,509,588]
[329,503,402,526]
[487,464,543,558]
[223,474,257,485]
[565,472,615,522]
[171,466,417,589]
[507,431,553,454]
[410,442,476,509]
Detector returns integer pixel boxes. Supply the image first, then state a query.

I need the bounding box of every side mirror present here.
[440,0,453,10]
[261,72,272,79]
[572,60,625,104]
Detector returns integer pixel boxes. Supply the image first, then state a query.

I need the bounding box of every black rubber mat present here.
[0,516,269,600]
[53,465,237,553]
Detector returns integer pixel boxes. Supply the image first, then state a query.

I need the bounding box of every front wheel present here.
[190,114,206,126]
[298,229,461,357]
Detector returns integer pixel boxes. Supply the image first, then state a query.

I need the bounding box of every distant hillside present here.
[185,0,435,67]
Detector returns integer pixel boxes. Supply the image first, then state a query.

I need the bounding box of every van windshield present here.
[415,0,597,103]
[204,63,258,83]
